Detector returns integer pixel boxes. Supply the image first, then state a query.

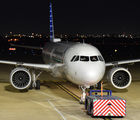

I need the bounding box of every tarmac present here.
[0,54,140,120]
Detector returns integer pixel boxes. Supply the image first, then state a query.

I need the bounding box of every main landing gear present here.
[28,69,42,90]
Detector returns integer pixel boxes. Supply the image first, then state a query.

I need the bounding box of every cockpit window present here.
[98,55,104,61]
[71,55,76,62]
[71,55,104,62]
[90,56,98,61]
[74,56,79,61]
[80,56,89,61]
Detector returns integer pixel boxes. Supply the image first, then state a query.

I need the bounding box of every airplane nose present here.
[83,70,98,84]
[81,64,105,85]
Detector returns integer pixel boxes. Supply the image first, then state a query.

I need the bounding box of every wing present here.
[11,44,43,50]
[0,60,63,72]
[105,59,140,67]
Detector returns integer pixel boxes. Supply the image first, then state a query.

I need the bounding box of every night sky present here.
[0,0,140,36]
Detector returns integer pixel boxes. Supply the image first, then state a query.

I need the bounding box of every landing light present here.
[115,49,117,52]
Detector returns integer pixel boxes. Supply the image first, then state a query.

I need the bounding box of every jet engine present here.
[10,67,31,90]
[107,67,132,89]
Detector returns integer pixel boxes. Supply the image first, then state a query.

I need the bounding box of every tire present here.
[28,82,33,90]
[97,81,101,89]
[87,101,90,115]
[91,103,93,117]
[35,80,40,90]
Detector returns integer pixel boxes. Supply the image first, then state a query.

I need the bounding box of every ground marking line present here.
[28,92,81,120]
[47,99,81,120]
[32,90,77,103]
[28,99,81,120]
[55,82,80,101]
[47,99,66,120]
[27,99,54,110]
[28,99,66,120]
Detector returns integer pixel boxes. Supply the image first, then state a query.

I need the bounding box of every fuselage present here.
[42,42,106,87]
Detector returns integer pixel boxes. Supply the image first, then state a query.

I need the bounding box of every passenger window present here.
[90,56,98,61]
[74,56,79,61]
[80,56,89,61]
[71,55,76,62]
[98,55,104,61]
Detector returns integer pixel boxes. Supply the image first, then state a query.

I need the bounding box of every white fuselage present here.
[42,42,106,87]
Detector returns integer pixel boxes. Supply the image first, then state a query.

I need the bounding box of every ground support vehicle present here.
[85,90,126,117]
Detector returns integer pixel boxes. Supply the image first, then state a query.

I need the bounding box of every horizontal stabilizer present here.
[11,44,43,50]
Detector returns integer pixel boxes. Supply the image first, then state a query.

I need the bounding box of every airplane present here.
[0,3,140,103]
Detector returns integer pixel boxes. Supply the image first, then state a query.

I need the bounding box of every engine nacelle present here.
[107,67,132,89]
[10,67,31,90]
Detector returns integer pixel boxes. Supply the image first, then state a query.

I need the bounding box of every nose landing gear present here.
[79,86,89,104]
[79,81,102,104]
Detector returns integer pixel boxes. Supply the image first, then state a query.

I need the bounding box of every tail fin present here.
[49,3,61,42]
[49,3,54,42]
